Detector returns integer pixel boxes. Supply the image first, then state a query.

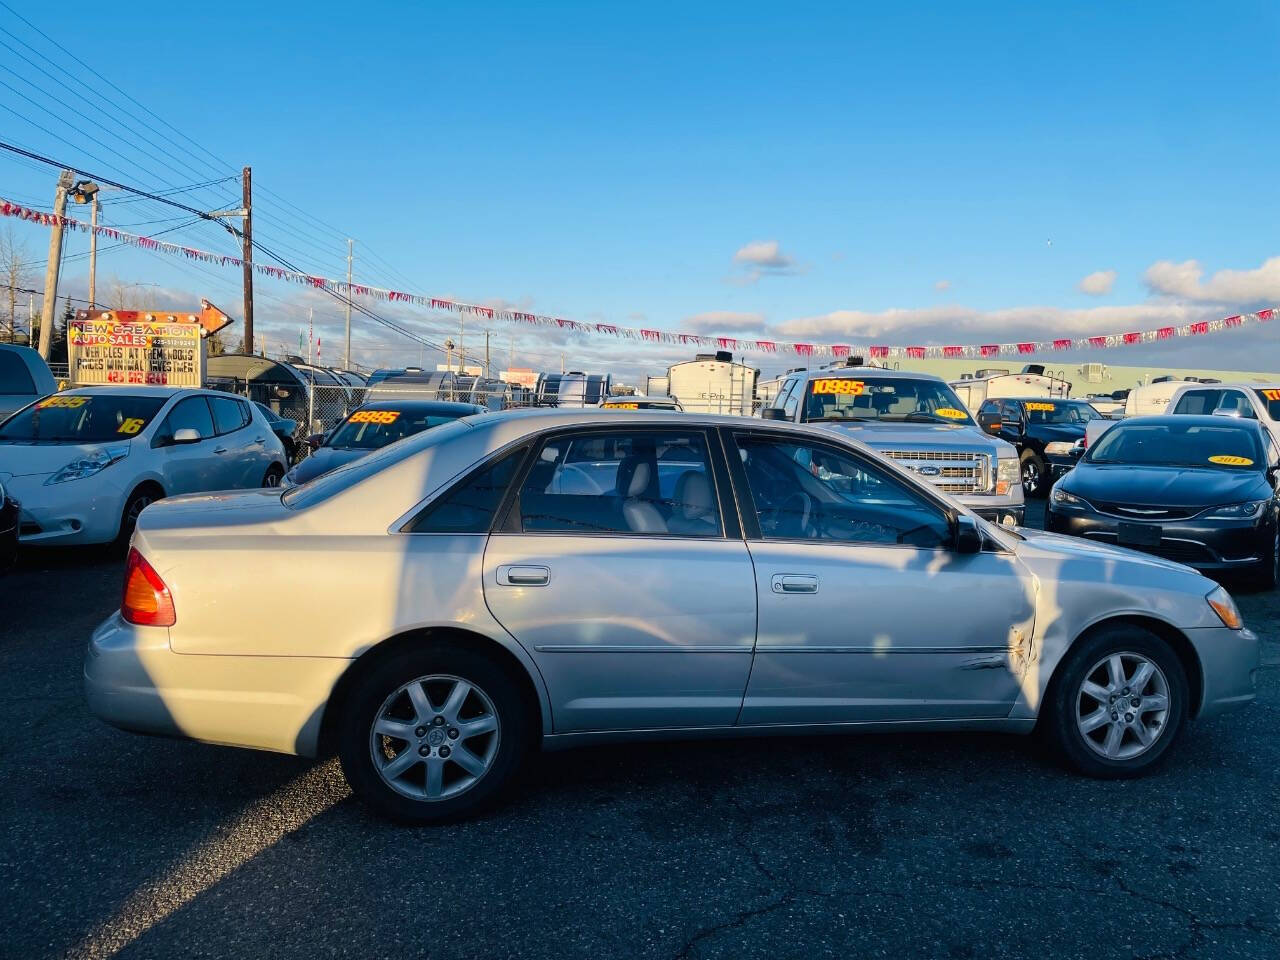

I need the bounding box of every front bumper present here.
[1045,506,1270,570]
[0,497,17,570]
[960,488,1025,526]
[6,472,128,546]
[1186,625,1259,719]
[85,612,351,757]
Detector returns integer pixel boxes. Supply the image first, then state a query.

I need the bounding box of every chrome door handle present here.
[214,446,228,454]
[771,574,818,594]
[497,565,550,586]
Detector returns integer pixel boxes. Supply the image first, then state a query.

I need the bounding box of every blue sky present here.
[2,0,1279,376]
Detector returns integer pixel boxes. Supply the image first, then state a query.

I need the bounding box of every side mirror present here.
[172,427,202,445]
[306,432,326,450]
[977,412,1001,434]
[953,515,983,554]
[761,408,789,421]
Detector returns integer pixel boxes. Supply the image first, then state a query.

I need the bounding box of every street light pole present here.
[344,238,352,371]
[87,193,99,308]
[37,169,74,359]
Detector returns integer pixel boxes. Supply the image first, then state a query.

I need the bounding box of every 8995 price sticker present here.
[347,410,400,425]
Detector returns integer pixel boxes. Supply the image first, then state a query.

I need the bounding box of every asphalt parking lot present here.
[2,505,1278,960]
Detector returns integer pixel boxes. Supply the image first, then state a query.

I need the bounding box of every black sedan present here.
[282,399,485,487]
[1045,415,1279,586]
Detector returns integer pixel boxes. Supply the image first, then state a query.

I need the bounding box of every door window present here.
[518,431,721,536]
[780,378,802,419]
[734,434,952,547]
[407,447,527,533]
[156,396,214,443]
[209,395,250,435]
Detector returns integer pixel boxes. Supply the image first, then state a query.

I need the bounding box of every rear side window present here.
[0,351,35,396]
[407,447,526,533]
[209,395,250,435]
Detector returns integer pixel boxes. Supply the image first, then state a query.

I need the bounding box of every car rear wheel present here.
[261,464,285,488]
[1021,450,1048,498]
[337,643,528,823]
[1045,625,1188,778]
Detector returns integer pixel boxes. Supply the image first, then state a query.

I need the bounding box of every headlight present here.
[44,445,130,484]
[1044,441,1077,456]
[1206,585,1243,630]
[1051,486,1091,508]
[1202,500,1268,520]
[995,457,1018,495]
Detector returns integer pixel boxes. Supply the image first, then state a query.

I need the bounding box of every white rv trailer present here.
[666,351,760,416]
[949,365,1072,412]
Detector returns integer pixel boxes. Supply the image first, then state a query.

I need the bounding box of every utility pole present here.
[344,238,353,371]
[458,315,465,374]
[241,166,254,355]
[484,329,490,379]
[37,169,74,359]
[87,192,99,304]
[560,352,565,374]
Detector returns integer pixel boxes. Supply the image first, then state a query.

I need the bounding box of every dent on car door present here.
[481,427,758,733]
[725,429,1037,725]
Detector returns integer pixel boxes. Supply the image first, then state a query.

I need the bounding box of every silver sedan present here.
[85,409,1259,822]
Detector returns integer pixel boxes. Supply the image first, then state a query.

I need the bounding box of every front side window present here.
[408,447,526,533]
[0,393,166,443]
[735,434,952,547]
[158,396,215,443]
[800,376,973,425]
[781,378,802,419]
[518,430,721,536]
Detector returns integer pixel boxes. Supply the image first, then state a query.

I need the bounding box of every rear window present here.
[209,396,250,435]
[0,351,36,396]
[0,393,167,443]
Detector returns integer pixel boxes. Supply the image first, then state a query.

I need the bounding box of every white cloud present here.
[1078,269,1116,296]
[1143,256,1280,304]
[733,240,795,270]
[682,311,768,333]
[934,279,951,292]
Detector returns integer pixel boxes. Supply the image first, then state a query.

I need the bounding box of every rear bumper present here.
[84,612,351,757]
[1045,507,1270,569]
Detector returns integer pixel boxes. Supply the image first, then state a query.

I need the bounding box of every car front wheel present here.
[337,643,528,823]
[1044,625,1188,778]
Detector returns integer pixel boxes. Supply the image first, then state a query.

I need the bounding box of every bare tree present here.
[0,225,31,341]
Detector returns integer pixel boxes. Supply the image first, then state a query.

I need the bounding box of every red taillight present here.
[121,548,176,627]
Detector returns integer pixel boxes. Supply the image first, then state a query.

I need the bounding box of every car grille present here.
[1092,501,1199,521]
[880,450,991,494]
[1084,532,1216,564]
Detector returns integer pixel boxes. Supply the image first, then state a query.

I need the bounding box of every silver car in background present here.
[86,409,1258,822]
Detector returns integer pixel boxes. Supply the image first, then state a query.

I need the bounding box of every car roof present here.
[357,399,484,413]
[1169,381,1280,391]
[795,366,944,383]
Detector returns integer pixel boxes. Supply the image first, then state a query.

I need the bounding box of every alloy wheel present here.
[1022,460,1041,495]
[126,494,152,526]
[1076,652,1170,760]
[368,674,501,801]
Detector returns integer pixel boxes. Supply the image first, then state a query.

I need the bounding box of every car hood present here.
[286,446,367,485]
[0,440,133,478]
[1063,463,1269,508]
[1030,423,1086,442]
[815,420,1009,453]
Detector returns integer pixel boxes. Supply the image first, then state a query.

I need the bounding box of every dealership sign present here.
[68,311,205,387]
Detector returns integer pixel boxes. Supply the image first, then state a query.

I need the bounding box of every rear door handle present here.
[771,574,818,594]
[497,564,551,586]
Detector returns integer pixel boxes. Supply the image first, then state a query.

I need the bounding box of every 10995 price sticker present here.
[811,378,865,396]
[348,410,400,425]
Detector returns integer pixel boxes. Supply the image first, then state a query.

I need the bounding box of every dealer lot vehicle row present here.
[87,408,1257,823]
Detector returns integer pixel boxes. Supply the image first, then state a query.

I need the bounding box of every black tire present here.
[337,642,530,824]
[115,483,162,548]
[262,463,285,488]
[1044,624,1188,779]
[1252,520,1279,590]
[1021,449,1049,499]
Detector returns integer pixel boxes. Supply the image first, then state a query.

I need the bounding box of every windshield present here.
[1254,389,1280,421]
[325,407,467,450]
[802,377,973,425]
[1024,400,1100,425]
[0,393,167,443]
[1087,422,1263,469]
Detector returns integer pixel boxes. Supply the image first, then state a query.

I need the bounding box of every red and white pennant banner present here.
[3,199,1274,358]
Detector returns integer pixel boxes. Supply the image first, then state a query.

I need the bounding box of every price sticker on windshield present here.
[117,418,146,435]
[348,410,400,425]
[35,395,88,409]
[934,407,968,419]
[812,378,865,396]
[1208,455,1253,466]
[1263,389,1280,401]
[603,402,639,409]
[1025,402,1056,412]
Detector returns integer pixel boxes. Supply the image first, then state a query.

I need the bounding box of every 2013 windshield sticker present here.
[1025,401,1056,411]
[934,407,968,419]
[348,410,400,425]
[1208,455,1253,466]
[812,378,865,396]
[35,395,88,409]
